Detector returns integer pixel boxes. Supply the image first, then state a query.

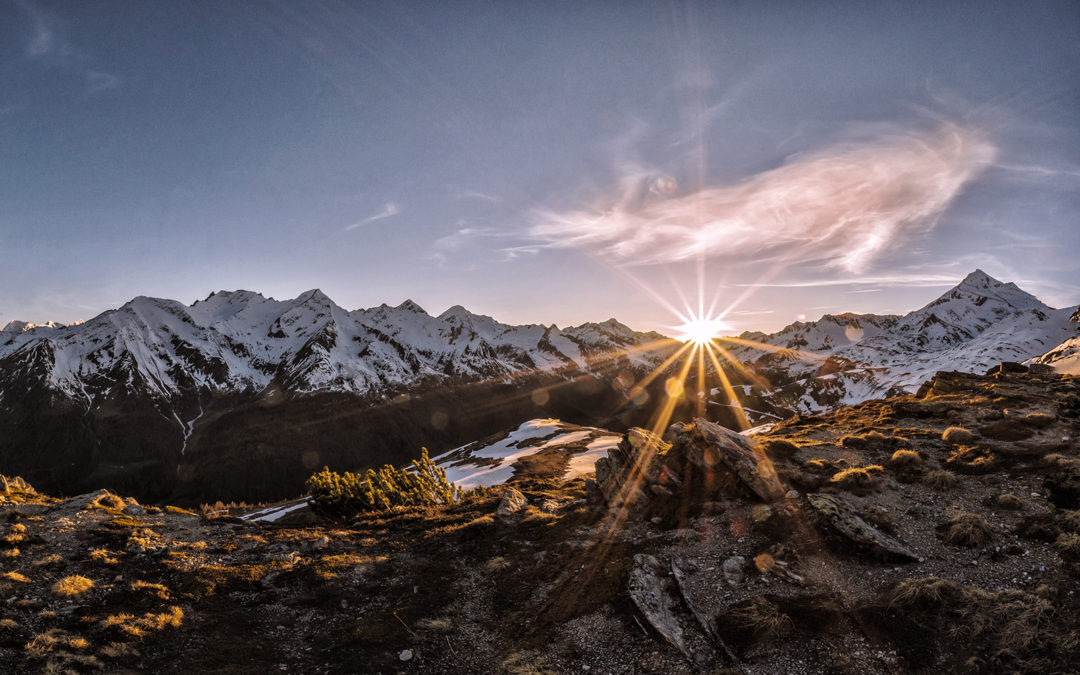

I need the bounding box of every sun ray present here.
[702,340,751,430]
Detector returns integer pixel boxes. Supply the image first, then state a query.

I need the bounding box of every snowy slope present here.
[431,419,622,488]
[0,290,676,408]
[727,270,1079,414]
[1030,309,1080,375]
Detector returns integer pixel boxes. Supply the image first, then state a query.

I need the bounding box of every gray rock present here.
[398,649,413,662]
[722,556,747,587]
[627,554,692,660]
[807,493,921,562]
[497,487,527,516]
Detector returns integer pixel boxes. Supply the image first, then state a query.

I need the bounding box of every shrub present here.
[829,465,884,493]
[306,448,469,519]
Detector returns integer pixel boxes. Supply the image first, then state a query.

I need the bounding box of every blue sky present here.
[2,1,1078,333]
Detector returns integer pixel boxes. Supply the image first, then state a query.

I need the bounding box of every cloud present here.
[342,202,400,231]
[529,122,996,272]
[457,190,502,203]
[86,71,121,93]
[24,6,56,57]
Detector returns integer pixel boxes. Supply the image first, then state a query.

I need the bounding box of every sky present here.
[1,0,1078,334]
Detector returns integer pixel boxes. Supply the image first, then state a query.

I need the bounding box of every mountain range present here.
[0,269,1075,504]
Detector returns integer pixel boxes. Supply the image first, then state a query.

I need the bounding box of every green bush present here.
[306,448,467,519]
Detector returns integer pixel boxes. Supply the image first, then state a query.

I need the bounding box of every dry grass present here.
[890,577,960,607]
[0,618,17,629]
[418,617,453,633]
[924,469,959,489]
[731,596,792,636]
[941,513,993,547]
[501,649,557,675]
[129,580,171,600]
[90,548,120,565]
[1021,412,1055,428]
[829,465,884,492]
[888,449,924,470]
[87,492,126,511]
[995,493,1024,510]
[1054,532,1080,560]
[99,606,184,638]
[485,556,513,573]
[943,426,976,444]
[1,547,20,558]
[32,553,63,567]
[51,575,94,597]
[3,571,31,584]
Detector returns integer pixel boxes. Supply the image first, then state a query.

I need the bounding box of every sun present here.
[674,315,731,345]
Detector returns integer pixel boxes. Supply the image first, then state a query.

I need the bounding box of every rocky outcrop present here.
[595,418,784,513]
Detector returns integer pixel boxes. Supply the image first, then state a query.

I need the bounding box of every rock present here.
[666,419,785,502]
[986,362,1028,376]
[308,535,330,551]
[807,493,921,562]
[398,649,413,662]
[626,554,692,660]
[596,428,670,509]
[539,499,559,513]
[497,488,527,516]
[722,556,747,587]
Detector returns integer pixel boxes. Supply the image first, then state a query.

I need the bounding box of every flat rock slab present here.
[807,493,921,563]
[627,554,692,660]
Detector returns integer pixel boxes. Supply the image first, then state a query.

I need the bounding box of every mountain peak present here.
[396,299,427,314]
[958,268,1003,289]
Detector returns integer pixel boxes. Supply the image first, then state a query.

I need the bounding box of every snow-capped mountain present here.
[0,290,677,504]
[0,289,672,406]
[728,270,1079,414]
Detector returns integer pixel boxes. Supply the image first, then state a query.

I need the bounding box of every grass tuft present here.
[51,575,94,598]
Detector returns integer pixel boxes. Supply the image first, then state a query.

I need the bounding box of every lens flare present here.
[674,316,731,345]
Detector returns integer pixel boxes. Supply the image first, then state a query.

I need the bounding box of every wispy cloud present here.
[86,71,121,93]
[733,273,963,289]
[342,202,400,232]
[529,122,996,272]
[23,2,57,57]
[457,190,502,203]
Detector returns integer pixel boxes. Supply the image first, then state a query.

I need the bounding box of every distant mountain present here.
[0,291,677,504]
[727,270,1079,415]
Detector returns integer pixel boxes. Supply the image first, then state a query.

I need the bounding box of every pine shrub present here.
[306,448,468,519]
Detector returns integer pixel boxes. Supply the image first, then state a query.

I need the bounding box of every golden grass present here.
[99,606,184,638]
[32,553,62,567]
[3,571,30,584]
[51,575,94,597]
[90,548,120,565]
[129,580,171,600]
